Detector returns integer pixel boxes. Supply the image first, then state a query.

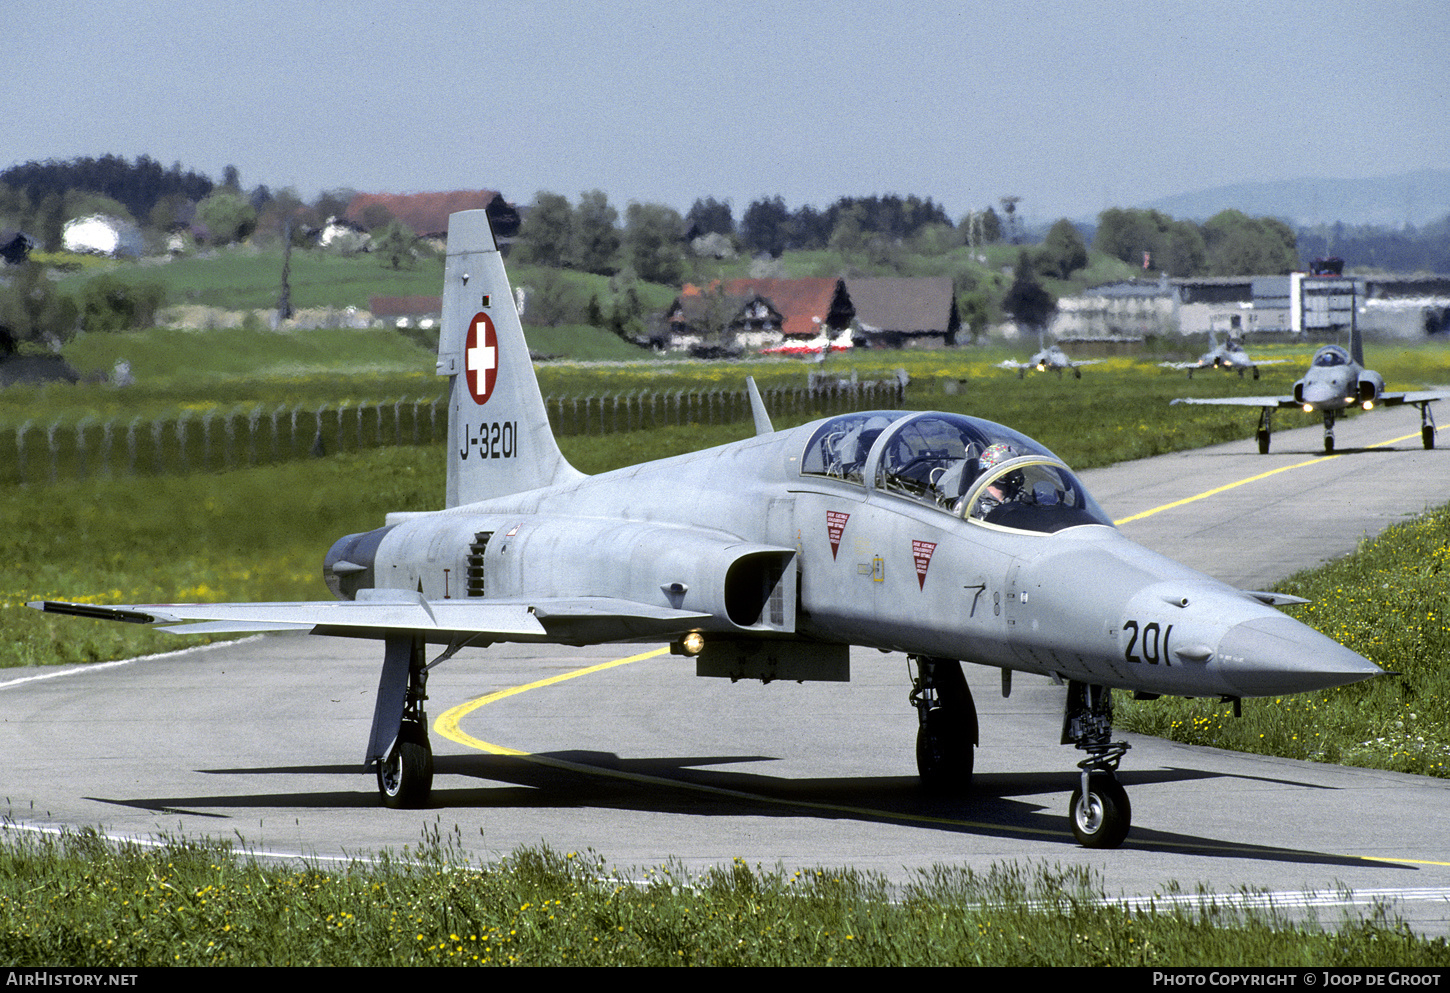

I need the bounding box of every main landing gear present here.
[1255,406,1345,455]
[1417,401,1436,450]
[909,655,978,793]
[1062,681,1132,848]
[907,661,1133,848]
[368,635,435,808]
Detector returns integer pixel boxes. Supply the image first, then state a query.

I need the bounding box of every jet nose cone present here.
[1215,616,1383,697]
[1301,379,1348,405]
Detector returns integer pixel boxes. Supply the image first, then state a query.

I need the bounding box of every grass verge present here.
[1,829,1444,966]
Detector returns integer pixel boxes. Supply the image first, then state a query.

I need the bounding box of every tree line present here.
[7,153,1448,361]
[0,156,417,253]
[514,191,969,279]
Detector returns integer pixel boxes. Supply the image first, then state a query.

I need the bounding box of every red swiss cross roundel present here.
[464,312,498,405]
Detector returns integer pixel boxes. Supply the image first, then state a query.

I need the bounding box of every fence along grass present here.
[7,397,446,486]
[5,379,905,486]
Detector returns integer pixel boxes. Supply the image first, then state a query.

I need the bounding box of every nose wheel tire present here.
[378,721,433,809]
[1069,774,1131,849]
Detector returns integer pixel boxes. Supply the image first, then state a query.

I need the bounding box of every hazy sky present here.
[6,1,1445,226]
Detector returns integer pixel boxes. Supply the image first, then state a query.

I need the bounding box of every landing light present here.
[674,632,705,657]
[1303,403,1314,413]
[1362,400,1374,411]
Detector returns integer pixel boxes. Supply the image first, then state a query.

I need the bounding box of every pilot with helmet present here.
[970,443,1023,520]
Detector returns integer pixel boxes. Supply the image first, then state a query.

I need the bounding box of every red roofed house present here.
[666,278,854,353]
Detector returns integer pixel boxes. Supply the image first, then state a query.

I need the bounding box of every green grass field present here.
[2,832,1445,966]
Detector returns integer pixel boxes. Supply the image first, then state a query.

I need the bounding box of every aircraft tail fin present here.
[1349,304,1365,367]
[437,210,584,508]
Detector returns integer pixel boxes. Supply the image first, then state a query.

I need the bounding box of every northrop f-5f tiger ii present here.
[32,210,1383,848]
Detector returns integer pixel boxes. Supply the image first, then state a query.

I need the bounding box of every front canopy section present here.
[1312,346,1350,368]
[800,411,1111,534]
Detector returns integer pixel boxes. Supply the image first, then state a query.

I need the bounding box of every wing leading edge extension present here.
[29,593,713,645]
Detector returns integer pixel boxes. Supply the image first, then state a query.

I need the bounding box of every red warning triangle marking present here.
[912,540,937,590]
[826,511,849,559]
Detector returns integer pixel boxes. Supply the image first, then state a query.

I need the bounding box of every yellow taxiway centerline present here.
[1112,426,1430,526]
[434,646,670,755]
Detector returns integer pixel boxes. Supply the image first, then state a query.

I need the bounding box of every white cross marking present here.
[467,330,496,392]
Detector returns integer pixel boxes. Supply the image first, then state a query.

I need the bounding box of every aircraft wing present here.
[1382,390,1450,406]
[1170,395,1299,409]
[29,592,714,644]
[996,359,1030,370]
[1158,360,1206,370]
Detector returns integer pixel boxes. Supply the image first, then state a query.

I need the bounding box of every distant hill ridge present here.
[1142,169,1450,228]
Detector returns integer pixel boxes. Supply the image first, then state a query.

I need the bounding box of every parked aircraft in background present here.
[33,211,1384,849]
[1160,328,1285,380]
[1172,323,1445,454]
[998,333,1102,379]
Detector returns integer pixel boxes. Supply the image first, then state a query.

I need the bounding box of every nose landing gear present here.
[1063,681,1132,848]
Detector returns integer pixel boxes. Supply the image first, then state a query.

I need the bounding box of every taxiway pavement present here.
[4,404,1447,928]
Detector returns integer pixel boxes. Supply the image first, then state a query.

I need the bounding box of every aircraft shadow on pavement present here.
[1185,444,1410,459]
[85,751,1403,870]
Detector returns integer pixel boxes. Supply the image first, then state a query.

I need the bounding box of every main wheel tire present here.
[916,710,974,794]
[1425,425,1436,450]
[1257,430,1270,455]
[378,721,434,809]
[1324,435,1335,454]
[1069,774,1131,849]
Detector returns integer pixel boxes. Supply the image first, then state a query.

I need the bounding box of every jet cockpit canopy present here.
[799,411,1113,534]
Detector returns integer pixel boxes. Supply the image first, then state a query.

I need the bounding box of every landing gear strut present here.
[1322,410,1336,454]
[1418,402,1436,450]
[1062,681,1131,848]
[909,655,978,793]
[1256,407,1273,455]
[368,635,435,808]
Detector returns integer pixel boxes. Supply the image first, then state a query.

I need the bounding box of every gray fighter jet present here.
[32,210,1384,849]
[1171,323,1445,454]
[1160,327,1285,380]
[998,332,1101,379]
